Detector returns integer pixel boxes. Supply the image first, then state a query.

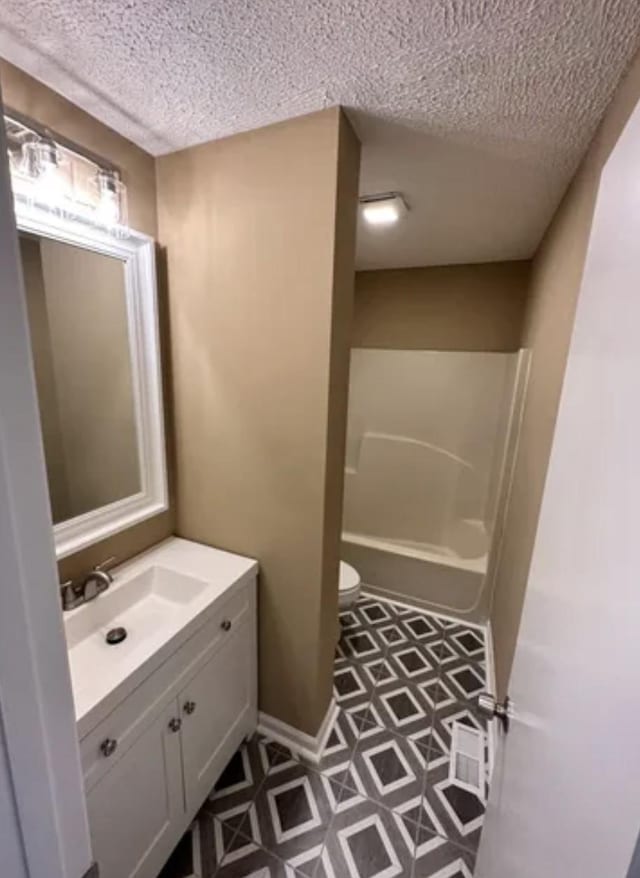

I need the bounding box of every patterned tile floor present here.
[158,594,490,878]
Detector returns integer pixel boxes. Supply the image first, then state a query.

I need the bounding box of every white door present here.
[475,91,640,877]
[86,699,184,878]
[0,90,93,878]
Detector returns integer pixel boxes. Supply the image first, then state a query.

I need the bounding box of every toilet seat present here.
[339,561,360,592]
[339,561,361,609]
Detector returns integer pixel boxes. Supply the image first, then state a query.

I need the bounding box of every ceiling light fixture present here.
[360,192,408,227]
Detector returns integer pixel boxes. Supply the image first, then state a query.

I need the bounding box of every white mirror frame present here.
[15,200,168,559]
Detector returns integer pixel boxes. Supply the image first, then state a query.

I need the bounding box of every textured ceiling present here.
[1,1,640,267]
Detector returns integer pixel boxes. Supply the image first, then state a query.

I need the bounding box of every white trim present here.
[0,108,92,877]
[258,697,338,764]
[484,620,498,781]
[361,587,486,631]
[14,198,168,559]
[484,348,532,611]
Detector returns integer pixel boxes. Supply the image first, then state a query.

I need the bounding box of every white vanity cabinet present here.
[180,613,255,813]
[80,573,257,878]
[85,699,183,878]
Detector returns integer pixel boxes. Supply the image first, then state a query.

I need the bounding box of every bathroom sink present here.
[65,566,209,700]
[62,537,258,737]
[67,563,206,641]
[66,565,208,640]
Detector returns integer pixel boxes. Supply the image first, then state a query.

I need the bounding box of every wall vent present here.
[449,721,485,800]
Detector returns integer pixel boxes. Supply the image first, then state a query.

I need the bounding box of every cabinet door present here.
[180,618,255,812]
[86,699,184,878]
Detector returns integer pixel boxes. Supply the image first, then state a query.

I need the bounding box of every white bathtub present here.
[341,519,489,620]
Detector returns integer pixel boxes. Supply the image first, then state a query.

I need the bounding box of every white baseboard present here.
[257,697,338,764]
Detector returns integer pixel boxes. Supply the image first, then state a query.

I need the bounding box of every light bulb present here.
[96,169,127,232]
[360,193,408,228]
[21,139,70,214]
[97,188,121,224]
[36,162,67,210]
[362,203,401,225]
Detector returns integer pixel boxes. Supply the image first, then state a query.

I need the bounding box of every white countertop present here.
[64,537,258,738]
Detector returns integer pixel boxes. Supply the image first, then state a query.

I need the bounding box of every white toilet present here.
[338,561,361,610]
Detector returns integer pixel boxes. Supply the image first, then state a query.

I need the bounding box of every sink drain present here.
[105,626,127,645]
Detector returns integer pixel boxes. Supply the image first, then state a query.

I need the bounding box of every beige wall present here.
[156,107,360,735]
[490,50,640,698]
[353,262,530,351]
[0,59,174,583]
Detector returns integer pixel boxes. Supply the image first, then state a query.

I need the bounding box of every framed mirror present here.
[15,202,168,558]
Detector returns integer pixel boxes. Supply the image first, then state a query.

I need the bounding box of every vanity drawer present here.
[80,580,253,789]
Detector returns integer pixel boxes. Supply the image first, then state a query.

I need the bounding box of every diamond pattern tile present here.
[348,722,426,812]
[423,757,486,853]
[233,762,336,876]
[206,734,287,821]
[322,794,418,878]
[369,677,437,737]
[334,661,371,705]
[157,595,489,878]
[450,628,485,661]
[358,599,395,627]
[442,660,486,702]
[387,641,440,686]
[413,834,476,878]
[340,627,386,662]
[377,622,408,648]
[215,843,306,876]
[399,612,443,646]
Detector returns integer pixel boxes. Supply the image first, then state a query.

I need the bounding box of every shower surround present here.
[342,349,523,621]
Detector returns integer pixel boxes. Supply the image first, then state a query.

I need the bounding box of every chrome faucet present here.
[82,559,115,602]
[60,557,116,611]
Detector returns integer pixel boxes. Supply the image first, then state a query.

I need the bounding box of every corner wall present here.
[490,49,640,697]
[156,108,360,736]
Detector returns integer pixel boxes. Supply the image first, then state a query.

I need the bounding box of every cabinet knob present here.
[183,700,197,715]
[100,738,118,758]
[168,717,182,733]
[221,619,232,631]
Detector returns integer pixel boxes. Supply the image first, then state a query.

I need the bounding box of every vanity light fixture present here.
[360,192,408,227]
[4,111,129,236]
